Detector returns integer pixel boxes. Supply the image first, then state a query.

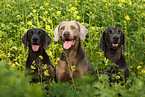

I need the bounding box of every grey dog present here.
[54,21,97,82]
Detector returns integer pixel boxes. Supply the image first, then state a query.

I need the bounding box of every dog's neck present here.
[61,39,85,66]
[105,47,122,64]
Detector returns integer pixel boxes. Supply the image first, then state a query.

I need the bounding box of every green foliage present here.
[0,61,46,97]
[0,0,145,96]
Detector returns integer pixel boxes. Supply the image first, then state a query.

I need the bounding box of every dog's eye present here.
[60,26,65,30]
[70,26,76,30]
[118,30,121,34]
[29,31,33,35]
[108,30,112,34]
[38,31,42,35]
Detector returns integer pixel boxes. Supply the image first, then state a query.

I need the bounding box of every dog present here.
[21,28,56,83]
[53,21,97,82]
[99,27,130,82]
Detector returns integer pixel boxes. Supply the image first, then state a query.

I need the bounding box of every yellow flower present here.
[0,38,1,41]
[11,64,16,68]
[59,0,64,3]
[120,0,125,2]
[6,4,11,7]
[116,76,121,79]
[125,15,130,21]
[32,61,35,64]
[75,3,79,6]
[141,13,145,17]
[16,15,21,17]
[42,64,47,69]
[40,6,44,9]
[102,0,106,2]
[69,4,72,7]
[141,70,145,73]
[13,58,17,61]
[105,58,109,66]
[44,11,48,14]
[39,55,43,59]
[108,3,111,6]
[71,65,76,71]
[71,7,76,11]
[76,16,80,20]
[31,65,36,69]
[27,21,32,25]
[45,3,49,6]
[137,66,142,69]
[118,3,122,7]
[56,11,61,15]
[8,62,11,65]
[44,70,50,76]
[46,25,50,30]
[91,27,95,30]
[124,52,127,56]
[138,5,143,9]
[33,9,36,13]
[73,11,78,15]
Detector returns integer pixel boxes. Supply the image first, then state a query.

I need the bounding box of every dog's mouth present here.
[112,42,119,48]
[61,37,77,49]
[112,43,118,47]
[32,45,40,51]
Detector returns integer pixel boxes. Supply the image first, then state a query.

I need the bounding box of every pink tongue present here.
[112,44,118,47]
[63,41,73,49]
[32,45,40,51]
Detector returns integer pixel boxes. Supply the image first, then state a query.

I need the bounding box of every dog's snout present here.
[32,36,38,41]
[113,36,119,41]
[63,31,70,37]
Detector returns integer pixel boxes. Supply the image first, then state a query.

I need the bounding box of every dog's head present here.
[21,28,52,51]
[53,21,88,49]
[99,27,126,52]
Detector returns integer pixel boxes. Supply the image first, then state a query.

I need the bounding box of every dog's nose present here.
[33,36,38,41]
[63,31,70,37]
[113,36,119,41]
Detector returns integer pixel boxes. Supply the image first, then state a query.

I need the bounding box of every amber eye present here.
[38,31,42,35]
[70,26,76,30]
[108,30,112,34]
[60,26,65,30]
[118,30,121,34]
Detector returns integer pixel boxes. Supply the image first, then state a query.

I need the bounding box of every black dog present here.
[99,27,130,82]
[22,28,56,83]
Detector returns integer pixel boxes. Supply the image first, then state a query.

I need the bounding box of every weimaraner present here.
[54,21,97,82]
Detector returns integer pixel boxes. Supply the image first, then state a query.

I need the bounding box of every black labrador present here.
[99,27,130,82]
[22,28,56,83]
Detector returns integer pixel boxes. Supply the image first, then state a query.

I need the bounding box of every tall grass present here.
[0,0,145,96]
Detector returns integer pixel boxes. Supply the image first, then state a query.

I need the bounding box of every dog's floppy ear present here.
[53,22,62,41]
[77,22,88,40]
[99,31,106,52]
[122,32,126,52]
[42,30,52,49]
[21,30,29,49]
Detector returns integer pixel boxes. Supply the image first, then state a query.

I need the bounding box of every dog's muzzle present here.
[112,35,120,47]
[62,31,76,49]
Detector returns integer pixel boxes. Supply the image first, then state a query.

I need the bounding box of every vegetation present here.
[0,0,145,96]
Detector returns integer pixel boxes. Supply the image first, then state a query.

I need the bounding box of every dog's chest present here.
[32,56,44,67]
[105,52,121,64]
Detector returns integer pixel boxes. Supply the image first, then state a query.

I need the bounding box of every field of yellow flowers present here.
[0,0,145,96]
